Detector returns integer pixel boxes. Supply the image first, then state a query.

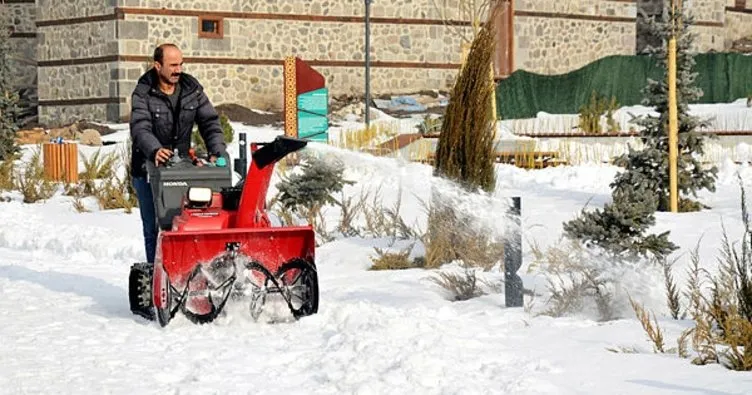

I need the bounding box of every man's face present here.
[155,46,183,86]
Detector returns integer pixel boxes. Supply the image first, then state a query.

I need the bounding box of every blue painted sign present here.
[297,87,329,142]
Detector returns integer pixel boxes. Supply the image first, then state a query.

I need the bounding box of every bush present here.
[577,91,620,134]
[191,113,234,154]
[416,115,443,135]
[369,245,418,271]
[275,154,352,223]
[0,22,19,161]
[429,266,492,302]
[0,153,17,191]
[427,13,498,269]
[14,148,56,203]
[78,150,117,195]
[563,182,678,259]
[630,179,752,370]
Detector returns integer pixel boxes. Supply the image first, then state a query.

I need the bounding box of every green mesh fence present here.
[496,53,752,120]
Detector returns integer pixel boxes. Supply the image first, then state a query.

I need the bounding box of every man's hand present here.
[208,155,217,164]
[154,148,173,165]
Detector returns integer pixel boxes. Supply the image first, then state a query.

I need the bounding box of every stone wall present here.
[36,0,119,126]
[117,61,459,116]
[6,2,36,32]
[119,16,464,64]
[515,0,637,16]
[690,0,727,22]
[3,2,37,94]
[118,0,467,20]
[725,9,752,47]
[687,0,726,52]
[37,21,119,60]
[37,0,116,21]
[113,0,474,120]
[514,0,637,75]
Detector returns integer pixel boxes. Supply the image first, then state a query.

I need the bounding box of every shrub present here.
[369,245,417,271]
[0,22,20,161]
[416,115,443,135]
[275,154,352,224]
[631,179,752,370]
[0,153,17,191]
[191,113,234,154]
[577,91,620,134]
[14,148,56,203]
[429,267,491,302]
[78,150,117,195]
[427,12,498,269]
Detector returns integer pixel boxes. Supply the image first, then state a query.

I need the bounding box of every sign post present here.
[365,0,372,129]
[283,56,329,142]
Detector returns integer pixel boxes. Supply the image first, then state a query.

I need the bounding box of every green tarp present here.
[495,53,752,119]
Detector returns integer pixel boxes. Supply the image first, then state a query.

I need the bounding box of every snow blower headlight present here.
[187,187,213,206]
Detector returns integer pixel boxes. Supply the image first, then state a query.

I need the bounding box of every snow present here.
[2,122,752,394]
[501,98,752,135]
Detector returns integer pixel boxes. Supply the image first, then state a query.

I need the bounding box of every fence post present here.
[504,196,523,307]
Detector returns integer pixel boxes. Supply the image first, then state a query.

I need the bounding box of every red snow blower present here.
[128,135,318,327]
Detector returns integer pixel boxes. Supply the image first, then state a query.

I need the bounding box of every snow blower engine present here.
[128,134,318,327]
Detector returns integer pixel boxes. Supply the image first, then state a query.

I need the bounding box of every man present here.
[129,43,227,263]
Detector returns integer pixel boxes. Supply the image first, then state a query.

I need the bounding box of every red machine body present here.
[138,136,318,326]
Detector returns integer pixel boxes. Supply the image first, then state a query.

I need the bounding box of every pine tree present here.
[612,4,717,212]
[563,181,678,258]
[561,4,712,259]
[276,154,352,222]
[0,20,20,161]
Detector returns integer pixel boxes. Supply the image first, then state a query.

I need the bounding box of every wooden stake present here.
[668,0,679,213]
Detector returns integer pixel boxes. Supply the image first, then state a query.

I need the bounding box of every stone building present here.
[3,0,752,126]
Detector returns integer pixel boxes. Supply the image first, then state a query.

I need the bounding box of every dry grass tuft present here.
[662,256,682,319]
[369,245,417,271]
[72,195,89,213]
[422,202,503,270]
[629,295,665,353]
[78,150,117,195]
[0,154,17,191]
[94,174,134,213]
[14,148,56,203]
[429,267,488,301]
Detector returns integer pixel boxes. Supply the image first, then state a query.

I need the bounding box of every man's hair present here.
[153,43,179,64]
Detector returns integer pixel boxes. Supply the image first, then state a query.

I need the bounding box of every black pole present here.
[504,196,523,308]
[234,132,247,181]
[365,0,371,129]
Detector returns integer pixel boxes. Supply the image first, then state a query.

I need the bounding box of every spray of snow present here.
[303,142,518,241]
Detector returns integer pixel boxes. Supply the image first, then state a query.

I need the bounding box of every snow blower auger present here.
[128,135,318,327]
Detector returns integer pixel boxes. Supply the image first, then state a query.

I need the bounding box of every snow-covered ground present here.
[2,122,752,394]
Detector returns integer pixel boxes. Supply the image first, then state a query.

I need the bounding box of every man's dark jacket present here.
[129,69,226,178]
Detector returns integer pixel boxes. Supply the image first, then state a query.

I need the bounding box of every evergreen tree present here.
[276,154,352,221]
[0,20,19,161]
[563,181,678,258]
[612,4,717,212]
[561,4,713,259]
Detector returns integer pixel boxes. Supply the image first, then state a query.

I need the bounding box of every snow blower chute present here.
[128,135,318,327]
